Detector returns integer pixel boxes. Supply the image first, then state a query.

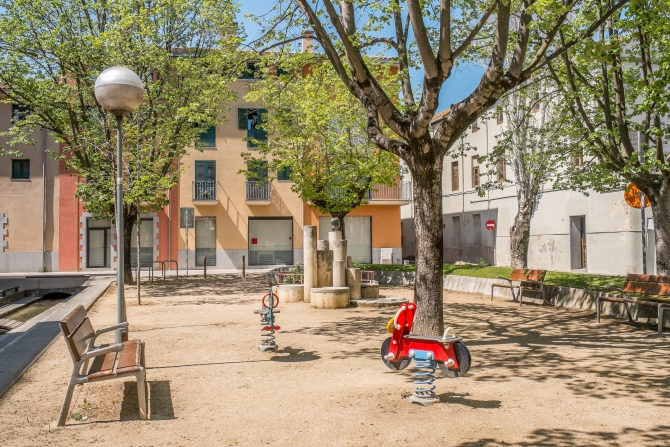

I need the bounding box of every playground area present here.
[1,274,669,446]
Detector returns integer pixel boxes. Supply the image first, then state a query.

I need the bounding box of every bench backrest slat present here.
[510,269,546,282]
[625,273,670,284]
[621,274,670,296]
[59,305,95,361]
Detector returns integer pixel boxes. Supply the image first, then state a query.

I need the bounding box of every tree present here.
[0,0,240,281]
[242,56,403,237]
[251,0,628,334]
[478,80,574,268]
[548,0,670,273]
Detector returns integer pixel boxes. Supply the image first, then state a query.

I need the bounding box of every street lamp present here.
[94,67,144,343]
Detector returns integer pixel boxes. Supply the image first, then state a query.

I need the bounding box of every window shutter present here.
[257,108,267,125]
[238,108,247,129]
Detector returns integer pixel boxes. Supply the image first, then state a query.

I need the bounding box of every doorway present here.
[570,216,586,270]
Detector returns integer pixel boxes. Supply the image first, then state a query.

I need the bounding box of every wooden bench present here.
[596,273,670,334]
[491,269,547,305]
[361,271,376,284]
[57,305,147,426]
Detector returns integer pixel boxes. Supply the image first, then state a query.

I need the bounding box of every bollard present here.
[204,256,207,278]
[242,255,246,278]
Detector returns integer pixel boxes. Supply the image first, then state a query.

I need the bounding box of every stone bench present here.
[360,282,379,299]
[272,284,305,303]
[311,287,350,309]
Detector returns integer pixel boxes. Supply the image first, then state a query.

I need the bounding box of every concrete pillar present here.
[328,231,342,249]
[332,239,347,263]
[317,240,329,251]
[303,226,317,303]
[333,260,346,287]
[316,250,333,288]
[347,256,352,268]
[346,268,361,300]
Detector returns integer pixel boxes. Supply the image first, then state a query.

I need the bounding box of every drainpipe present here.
[41,128,47,271]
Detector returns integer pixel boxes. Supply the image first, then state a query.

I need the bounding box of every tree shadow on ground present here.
[132,274,269,300]
[455,425,670,447]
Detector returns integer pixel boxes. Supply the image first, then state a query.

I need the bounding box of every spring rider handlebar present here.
[380,303,471,405]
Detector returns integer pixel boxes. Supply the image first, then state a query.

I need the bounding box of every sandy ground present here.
[1,274,669,447]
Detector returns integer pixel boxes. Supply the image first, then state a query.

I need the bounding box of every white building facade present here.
[401,113,654,276]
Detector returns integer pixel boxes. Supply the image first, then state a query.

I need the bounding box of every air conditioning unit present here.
[380,248,393,265]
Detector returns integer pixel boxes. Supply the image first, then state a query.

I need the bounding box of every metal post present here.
[204,256,207,278]
[41,128,47,271]
[242,255,246,278]
[638,131,647,274]
[186,227,189,276]
[115,115,126,343]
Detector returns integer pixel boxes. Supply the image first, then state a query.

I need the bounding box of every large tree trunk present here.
[409,158,444,336]
[509,203,533,268]
[648,179,670,275]
[123,205,137,285]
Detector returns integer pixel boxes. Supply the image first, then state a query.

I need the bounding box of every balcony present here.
[192,181,218,205]
[246,181,272,205]
[368,181,412,205]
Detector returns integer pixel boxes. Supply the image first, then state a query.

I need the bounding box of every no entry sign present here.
[485,220,496,231]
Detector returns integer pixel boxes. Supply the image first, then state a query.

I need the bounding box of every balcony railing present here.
[368,181,412,202]
[246,181,272,202]
[193,181,216,201]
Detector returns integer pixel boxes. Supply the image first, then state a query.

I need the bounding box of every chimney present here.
[301,31,315,53]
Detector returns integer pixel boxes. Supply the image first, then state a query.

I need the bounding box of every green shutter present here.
[257,108,267,125]
[197,126,216,147]
[278,166,291,181]
[238,108,247,129]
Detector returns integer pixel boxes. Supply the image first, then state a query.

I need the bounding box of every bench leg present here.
[490,286,495,301]
[659,305,664,335]
[57,378,77,426]
[137,370,148,420]
[596,297,601,323]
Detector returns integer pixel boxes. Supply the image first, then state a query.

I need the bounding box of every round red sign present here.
[485,220,496,231]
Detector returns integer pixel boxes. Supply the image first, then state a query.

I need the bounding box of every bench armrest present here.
[94,322,129,337]
[600,286,625,297]
[496,276,512,283]
[80,343,124,362]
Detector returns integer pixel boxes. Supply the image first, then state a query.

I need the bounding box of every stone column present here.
[347,256,352,268]
[333,260,346,287]
[332,239,347,264]
[328,231,342,249]
[346,268,361,300]
[316,249,333,289]
[317,240,329,251]
[303,226,317,303]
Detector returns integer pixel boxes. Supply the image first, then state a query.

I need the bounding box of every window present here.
[531,94,540,112]
[247,160,268,182]
[194,161,216,200]
[451,161,459,191]
[496,156,506,183]
[130,219,154,268]
[11,104,29,122]
[496,107,504,124]
[472,156,480,188]
[87,219,111,268]
[241,61,262,79]
[195,217,216,267]
[277,165,291,181]
[452,216,461,246]
[238,108,268,148]
[318,216,372,263]
[276,66,290,77]
[197,126,216,148]
[471,119,479,133]
[571,150,583,167]
[473,214,482,246]
[11,159,30,179]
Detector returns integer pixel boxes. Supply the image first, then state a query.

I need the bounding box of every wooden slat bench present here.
[57,305,147,426]
[491,269,547,305]
[596,273,670,334]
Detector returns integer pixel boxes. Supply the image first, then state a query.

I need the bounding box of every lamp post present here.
[94,67,144,343]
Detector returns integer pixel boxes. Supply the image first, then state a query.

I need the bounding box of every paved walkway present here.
[0,277,113,397]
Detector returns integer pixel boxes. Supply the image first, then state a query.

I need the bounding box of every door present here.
[570,216,586,270]
[87,229,107,268]
[195,161,216,200]
[195,217,216,266]
[248,218,293,266]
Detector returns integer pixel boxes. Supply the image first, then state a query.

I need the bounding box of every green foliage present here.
[0,0,241,221]
[241,56,404,217]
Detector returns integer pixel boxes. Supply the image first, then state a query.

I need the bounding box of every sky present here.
[237,2,484,115]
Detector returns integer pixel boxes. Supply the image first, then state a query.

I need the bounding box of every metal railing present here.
[369,181,412,201]
[193,181,216,201]
[246,181,272,201]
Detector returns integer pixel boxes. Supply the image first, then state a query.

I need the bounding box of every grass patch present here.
[358,263,625,291]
